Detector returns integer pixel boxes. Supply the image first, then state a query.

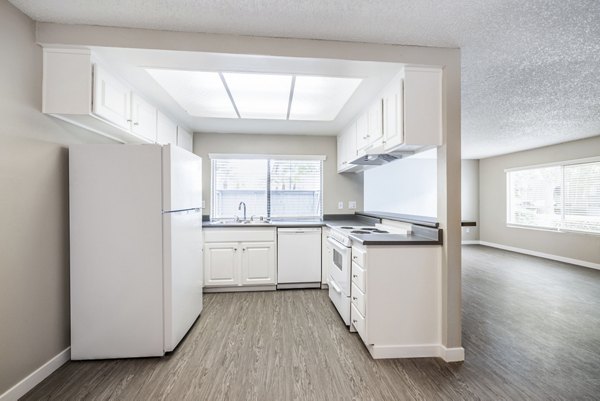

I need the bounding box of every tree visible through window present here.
[507,159,600,234]
[212,158,323,220]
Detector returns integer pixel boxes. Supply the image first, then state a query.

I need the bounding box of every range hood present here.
[350,141,415,166]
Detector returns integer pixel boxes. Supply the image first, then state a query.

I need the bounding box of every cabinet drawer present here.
[351,247,366,267]
[351,282,366,317]
[351,304,367,344]
[351,262,366,293]
[204,227,276,243]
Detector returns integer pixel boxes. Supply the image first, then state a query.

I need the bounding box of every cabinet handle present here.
[242,248,246,251]
[353,274,358,278]
[126,119,132,123]
[352,297,358,301]
[134,122,139,126]
[353,256,358,259]
[353,320,358,324]
[234,248,238,251]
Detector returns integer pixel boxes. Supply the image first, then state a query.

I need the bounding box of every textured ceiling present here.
[9,0,600,158]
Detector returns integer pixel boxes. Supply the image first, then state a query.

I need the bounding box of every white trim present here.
[209,153,326,161]
[461,240,480,245]
[0,347,70,401]
[439,346,466,362]
[503,155,600,172]
[366,344,465,362]
[478,241,600,270]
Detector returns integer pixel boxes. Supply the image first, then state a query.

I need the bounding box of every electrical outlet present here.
[338,201,344,210]
[348,201,357,209]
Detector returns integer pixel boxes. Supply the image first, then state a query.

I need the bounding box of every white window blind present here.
[211,157,323,220]
[270,160,322,218]
[212,159,268,219]
[506,159,600,234]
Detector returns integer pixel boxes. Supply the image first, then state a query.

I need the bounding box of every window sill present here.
[506,224,600,237]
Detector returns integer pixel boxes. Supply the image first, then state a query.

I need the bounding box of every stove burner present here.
[373,230,389,233]
[340,226,354,229]
[361,227,378,231]
[351,230,370,234]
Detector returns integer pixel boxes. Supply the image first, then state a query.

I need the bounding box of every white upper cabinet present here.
[383,67,442,152]
[177,127,193,152]
[382,78,404,150]
[131,94,157,142]
[43,47,189,146]
[337,124,359,173]
[156,112,178,145]
[337,66,442,172]
[92,65,132,130]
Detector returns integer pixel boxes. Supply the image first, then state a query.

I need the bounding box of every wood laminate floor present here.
[22,245,600,400]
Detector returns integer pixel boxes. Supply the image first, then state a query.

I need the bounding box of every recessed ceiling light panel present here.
[223,72,292,120]
[289,76,362,121]
[146,69,238,118]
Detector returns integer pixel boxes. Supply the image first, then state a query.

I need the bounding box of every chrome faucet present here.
[238,201,247,221]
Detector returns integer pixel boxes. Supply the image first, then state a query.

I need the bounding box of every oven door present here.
[327,236,351,296]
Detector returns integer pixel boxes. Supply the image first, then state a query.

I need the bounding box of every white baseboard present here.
[439,346,465,362]
[367,344,465,362]
[478,241,600,271]
[461,240,480,245]
[0,347,70,401]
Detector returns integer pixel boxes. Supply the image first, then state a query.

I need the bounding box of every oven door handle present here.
[329,279,342,294]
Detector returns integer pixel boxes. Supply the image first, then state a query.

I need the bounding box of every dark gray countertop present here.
[202,214,442,245]
[357,211,439,228]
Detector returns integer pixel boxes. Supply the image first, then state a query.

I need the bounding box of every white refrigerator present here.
[69,144,203,360]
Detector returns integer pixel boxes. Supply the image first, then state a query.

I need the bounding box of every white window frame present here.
[505,156,600,236]
[210,154,326,220]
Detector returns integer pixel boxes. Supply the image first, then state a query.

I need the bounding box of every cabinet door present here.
[177,127,193,152]
[383,79,404,151]
[356,113,369,151]
[156,111,178,145]
[204,242,240,287]
[344,123,357,163]
[337,132,346,171]
[131,94,157,142]
[241,242,276,285]
[92,65,131,130]
[367,99,383,144]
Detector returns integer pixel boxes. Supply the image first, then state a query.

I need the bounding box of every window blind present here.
[211,158,323,220]
[269,160,322,219]
[506,159,600,234]
[563,161,600,233]
[212,159,268,219]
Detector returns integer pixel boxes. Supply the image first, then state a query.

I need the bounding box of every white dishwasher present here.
[277,227,322,289]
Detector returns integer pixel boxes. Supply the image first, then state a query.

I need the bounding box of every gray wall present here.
[364,150,437,217]
[461,159,479,241]
[480,136,600,265]
[193,132,364,216]
[0,2,113,394]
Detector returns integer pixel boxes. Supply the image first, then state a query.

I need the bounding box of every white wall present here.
[364,149,437,217]
[193,132,364,216]
[480,136,600,265]
[461,159,479,241]
[0,2,114,395]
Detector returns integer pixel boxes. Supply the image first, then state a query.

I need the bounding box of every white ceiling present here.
[10,0,600,158]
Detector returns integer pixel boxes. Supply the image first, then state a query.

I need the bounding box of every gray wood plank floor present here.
[22,245,600,400]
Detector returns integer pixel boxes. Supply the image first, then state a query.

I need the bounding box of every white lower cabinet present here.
[204,242,239,286]
[203,228,276,290]
[241,242,276,285]
[350,243,448,360]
